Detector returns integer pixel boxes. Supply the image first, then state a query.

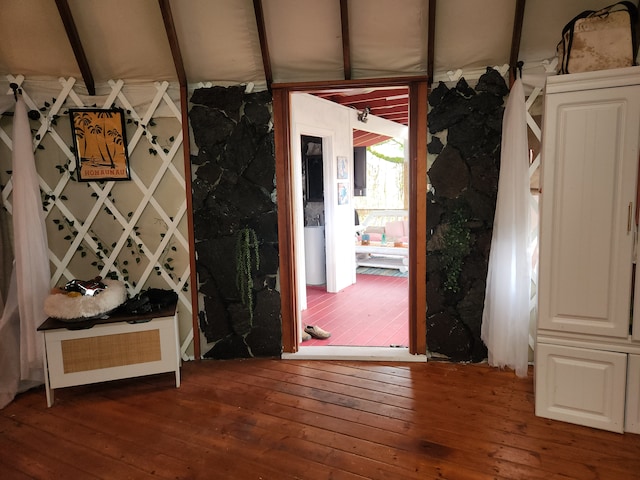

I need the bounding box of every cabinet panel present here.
[539,86,640,338]
[626,354,640,433]
[535,343,627,433]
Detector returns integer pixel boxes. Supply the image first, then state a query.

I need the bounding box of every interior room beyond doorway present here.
[300,135,410,348]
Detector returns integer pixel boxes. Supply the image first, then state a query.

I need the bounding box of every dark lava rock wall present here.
[187,72,510,362]
[189,86,281,359]
[426,68,509,362]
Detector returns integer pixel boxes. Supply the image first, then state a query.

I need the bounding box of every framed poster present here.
[338,181,349,205]
[337,155,348,179]
[69,108,130,181]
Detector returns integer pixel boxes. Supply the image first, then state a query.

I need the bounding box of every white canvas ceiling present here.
[0,0,632,92]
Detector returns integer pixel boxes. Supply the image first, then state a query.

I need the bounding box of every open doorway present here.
[272,77,428,358]
[300,133,411,348]
[290,90,408,353]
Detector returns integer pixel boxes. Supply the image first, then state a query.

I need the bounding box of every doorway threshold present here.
[282,346,427,362]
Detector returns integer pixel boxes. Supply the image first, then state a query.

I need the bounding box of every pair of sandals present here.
[301,325,331,341]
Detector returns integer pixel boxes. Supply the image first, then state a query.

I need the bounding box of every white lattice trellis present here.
[0,75,194,360]
[525,85,542,352]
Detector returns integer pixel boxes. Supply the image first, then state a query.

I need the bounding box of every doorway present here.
[272,77,428,357]
[300,133,411,348]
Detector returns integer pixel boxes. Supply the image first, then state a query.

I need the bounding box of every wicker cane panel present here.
[61,330,161,373]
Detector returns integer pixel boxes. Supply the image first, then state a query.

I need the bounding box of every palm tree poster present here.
[69,108,130,181]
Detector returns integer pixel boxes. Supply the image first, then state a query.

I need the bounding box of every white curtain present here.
[481,78,531,378]
[0,95,51,409]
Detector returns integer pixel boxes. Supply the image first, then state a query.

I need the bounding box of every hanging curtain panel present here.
[481,78,531,378]
[0,95,51,409]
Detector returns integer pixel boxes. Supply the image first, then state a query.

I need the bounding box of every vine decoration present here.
[6,100,189,295]
[367,138,404,164]
[235,227,260,321]
[441,208,471,293]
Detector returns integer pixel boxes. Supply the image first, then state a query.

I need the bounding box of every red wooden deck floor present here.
[301,273,409,347]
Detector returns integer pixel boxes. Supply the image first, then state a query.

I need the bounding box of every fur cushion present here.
[44,279,127,321]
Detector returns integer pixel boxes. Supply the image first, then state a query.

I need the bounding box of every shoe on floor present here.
[301,330,312,342]
[305,325,331,339]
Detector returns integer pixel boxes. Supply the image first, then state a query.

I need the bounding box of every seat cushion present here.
[385,220,405,240]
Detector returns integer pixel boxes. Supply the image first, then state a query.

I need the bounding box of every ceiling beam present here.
[54,0,95,95]
[314,96,408,110]
[367,103,409,114]
[311,87,409,124]
[380,113,408,124]
[346,98,408,111]
[315,87,408,104]
[353,131,392,147]
[274,76,427,92]
[157,1,197,356]
[509,0,527,86]
[427,0,436,88]
[340,0,352,80]
[253,0,273,90]
[158,0,187,87]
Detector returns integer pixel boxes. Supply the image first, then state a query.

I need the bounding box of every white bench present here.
[355,241,409,273]
[38,303,180,407]
[356,210,409,272]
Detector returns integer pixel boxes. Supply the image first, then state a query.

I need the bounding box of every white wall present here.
[291,93,355,302]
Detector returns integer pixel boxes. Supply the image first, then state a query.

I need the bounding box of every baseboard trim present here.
[282,346,428,362]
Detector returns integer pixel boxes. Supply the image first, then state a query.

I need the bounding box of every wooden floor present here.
[2,359,640,479]
[303,272,409,347]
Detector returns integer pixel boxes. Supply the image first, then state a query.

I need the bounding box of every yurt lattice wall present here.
[525,84,542,354]
[0,75,194,359]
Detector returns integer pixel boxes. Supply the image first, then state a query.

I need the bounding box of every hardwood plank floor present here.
[1,359,640,479]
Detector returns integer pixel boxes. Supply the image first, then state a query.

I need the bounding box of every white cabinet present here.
[627,354,640,433]
[535,344,627,432]
[536,67,640,433]
[39,304,181,407]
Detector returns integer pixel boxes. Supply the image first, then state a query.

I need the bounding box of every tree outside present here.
[353,138,406,217]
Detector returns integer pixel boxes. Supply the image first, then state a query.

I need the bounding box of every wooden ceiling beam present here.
[274,75,428,91]
[340,0,352,80]
[509,0,527,86]
[158,0,187,87]
[381,114,408,125]
[427,0,436,88]
[157,1,199,358]
[253,0,273,90]
[54,0,95,95]
[315,87,408,104]
[348,99,409,112]
[353,131,392,147]
[368,104,409,115]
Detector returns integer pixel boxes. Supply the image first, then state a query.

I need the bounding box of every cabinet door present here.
[539,85,640,338]
[635,275,640,341]
[626,354,640,433]
[535,343,627,433]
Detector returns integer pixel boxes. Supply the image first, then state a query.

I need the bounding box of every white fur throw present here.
[44,279,127,321]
